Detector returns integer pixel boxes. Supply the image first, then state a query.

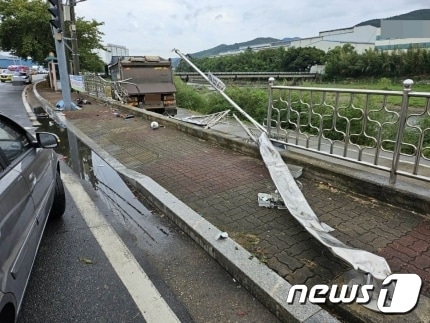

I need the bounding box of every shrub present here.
[174,78,208,112]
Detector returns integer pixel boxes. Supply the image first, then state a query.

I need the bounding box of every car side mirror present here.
[36,132,59,148]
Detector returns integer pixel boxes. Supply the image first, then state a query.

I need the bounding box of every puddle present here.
[34,107,174,250]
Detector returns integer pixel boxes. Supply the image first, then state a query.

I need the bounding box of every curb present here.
[23,85,41,127]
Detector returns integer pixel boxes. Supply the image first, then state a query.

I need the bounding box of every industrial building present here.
[215,15,430,56]
[375,20,430,51]
[0,52,33,69]
[97,43,130,65]
[289,25,378,54]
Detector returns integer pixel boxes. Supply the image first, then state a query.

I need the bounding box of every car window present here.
[0,121,32,162]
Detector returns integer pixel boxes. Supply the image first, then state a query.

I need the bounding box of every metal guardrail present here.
[266,79,430,184]
[82,74,112,99]
[81,75,137,104]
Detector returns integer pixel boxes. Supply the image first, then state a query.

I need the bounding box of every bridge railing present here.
[175,71,317,79]
[265,79,430,184]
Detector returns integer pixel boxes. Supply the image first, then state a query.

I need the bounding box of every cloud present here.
[74,0,430,58]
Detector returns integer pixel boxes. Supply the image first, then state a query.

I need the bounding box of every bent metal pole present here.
[173,48,266,133]
[173,48,394,311]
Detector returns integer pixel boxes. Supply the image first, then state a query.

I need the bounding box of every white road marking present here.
[62,173,180,323]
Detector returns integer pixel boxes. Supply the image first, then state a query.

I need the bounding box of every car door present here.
[19,139,57,231]
[0,149,35,306]
[0,116,55,309]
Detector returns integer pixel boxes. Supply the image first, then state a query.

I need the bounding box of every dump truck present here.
[109,55,177,115]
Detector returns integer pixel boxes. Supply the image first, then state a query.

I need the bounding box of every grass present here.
[175,77,430,157]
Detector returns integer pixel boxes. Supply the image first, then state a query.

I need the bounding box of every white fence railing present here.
[266,79,430,184]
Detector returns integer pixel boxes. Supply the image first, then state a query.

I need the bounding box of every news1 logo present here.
[287,273,422,313]
[377,273,422,313]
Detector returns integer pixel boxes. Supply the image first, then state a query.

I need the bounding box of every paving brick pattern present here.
[37,89,430,300]
[377,221,430,296]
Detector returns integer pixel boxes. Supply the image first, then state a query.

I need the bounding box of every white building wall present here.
[289,38,374,54]
[321,25,380,43]
[287,25,378,53]
[319,28,354,37]
[97,44,130,64]
[290,36,323,48]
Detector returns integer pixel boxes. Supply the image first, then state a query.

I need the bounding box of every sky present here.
[74,0,429,59]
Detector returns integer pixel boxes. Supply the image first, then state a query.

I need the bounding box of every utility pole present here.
[69,0,80,75]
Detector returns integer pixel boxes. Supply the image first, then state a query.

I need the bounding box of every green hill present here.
[189,37,300,58]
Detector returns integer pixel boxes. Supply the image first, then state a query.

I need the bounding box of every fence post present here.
[95,77,100,98]
[267,77,275,137]
[389,79,413,184]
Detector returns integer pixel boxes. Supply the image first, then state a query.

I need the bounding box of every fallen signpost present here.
[173,48,393,311]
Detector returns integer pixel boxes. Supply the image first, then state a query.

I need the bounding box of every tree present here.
[361,48,383,76]
[0,0,53,64]
[325,44,360,78]
[0,0,105,71]
[74,17,105,72]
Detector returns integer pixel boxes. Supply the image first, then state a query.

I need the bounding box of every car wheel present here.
[0,303,15,323]
[1,80,4,83]
[50,171,66,219]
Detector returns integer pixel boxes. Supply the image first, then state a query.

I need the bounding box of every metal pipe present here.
[266,77,275,136]
[390,79,413,184]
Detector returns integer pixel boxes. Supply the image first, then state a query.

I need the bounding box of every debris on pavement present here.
[76,97,91,107]
[79,257,93,265]
[55,100,81,111]
[258,191,287,209]
[171,110,230,129]
[111,110,135,120]
[215,232,229,240]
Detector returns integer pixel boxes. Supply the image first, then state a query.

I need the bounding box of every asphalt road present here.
[0,81,278,322]
[18,165,149,322]
[0,81,33,128]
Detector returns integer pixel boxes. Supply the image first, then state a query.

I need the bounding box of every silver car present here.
[0,114,66,323]
[11,71,32,86]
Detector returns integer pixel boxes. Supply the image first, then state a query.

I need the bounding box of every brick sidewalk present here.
[31,84,429,320]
